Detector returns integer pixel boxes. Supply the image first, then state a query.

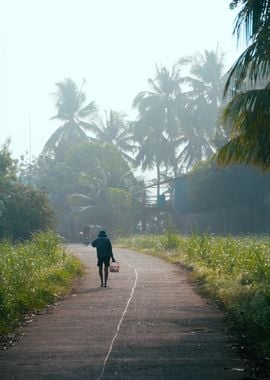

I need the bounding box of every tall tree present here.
[0,142,55,240]
[217,0,270,169]
[176,48,226,171]
[89,110,135,164]
[42,78,97,159]
[132,65,182,194]
[35,142,142,238]
[0,139,17,188]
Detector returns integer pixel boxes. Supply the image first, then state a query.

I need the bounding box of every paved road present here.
[0,244,249,379]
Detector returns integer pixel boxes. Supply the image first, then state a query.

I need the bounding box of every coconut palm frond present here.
[66,193,92,207]
[223,88,270,135]
[224,39,270,96]
[43,78,97,156]
[76,101,98,118]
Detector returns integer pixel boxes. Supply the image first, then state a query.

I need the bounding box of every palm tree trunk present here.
[156,162,161,197]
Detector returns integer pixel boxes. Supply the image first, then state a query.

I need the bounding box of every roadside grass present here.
[0,232,83,334]
[117,232,270,355]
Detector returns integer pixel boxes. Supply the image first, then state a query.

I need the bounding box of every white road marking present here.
[96,261,138,380]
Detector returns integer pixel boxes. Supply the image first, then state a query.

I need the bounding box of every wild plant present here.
[0,232,82,333]
[117,232,270,353]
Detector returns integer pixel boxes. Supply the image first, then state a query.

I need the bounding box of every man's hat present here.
[98,230,107,237]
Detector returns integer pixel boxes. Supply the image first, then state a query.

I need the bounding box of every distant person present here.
[91,230,115,287]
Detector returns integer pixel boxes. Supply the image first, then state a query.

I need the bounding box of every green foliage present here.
[33,142,142,239]
[0,232,82,333]
[217,1,270,169]
[105,187,133,235]
[161,226,181,250]
[187,162,269,212]
[0,143,56,241]
[0,140,17,187]
[0,184,55,240]
[118,233,270,354]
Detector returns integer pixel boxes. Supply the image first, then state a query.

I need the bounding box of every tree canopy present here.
[217,0,270,169]
[42,78,98,159]
[0,142,55,240]
[33,142,143,239]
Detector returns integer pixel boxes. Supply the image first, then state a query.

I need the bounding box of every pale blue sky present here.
[0,0,243,159]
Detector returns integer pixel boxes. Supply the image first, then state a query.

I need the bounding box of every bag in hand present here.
[110,261,120,272]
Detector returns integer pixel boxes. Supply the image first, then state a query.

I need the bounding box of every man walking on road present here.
[91,230,115,287]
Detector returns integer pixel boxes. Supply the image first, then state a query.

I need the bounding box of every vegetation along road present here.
[0,244,249,379]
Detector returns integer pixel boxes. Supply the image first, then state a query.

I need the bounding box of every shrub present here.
[0,232,82,333]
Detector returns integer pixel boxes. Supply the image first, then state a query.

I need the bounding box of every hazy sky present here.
[0,0,243,160]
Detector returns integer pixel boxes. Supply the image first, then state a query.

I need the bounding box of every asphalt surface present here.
[0,244,249,379]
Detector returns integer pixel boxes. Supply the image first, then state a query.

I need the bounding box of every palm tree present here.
[176,47,226,171]
[42,78,97,159]
[216,0,270,169]
[133,122,171,196]
[89,110,135,164]
[180,48,225,108]
[64,144,141,231]
[132,65,182,194]
[175,99,216,171]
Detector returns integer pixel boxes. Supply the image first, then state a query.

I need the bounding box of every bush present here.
[0,184,56,241]
[0,232,82,333]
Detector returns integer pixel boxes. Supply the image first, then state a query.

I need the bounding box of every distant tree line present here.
[43,47,227,194]
[16,47,227,238]
[3,0,270,239]
[175,161,270,234]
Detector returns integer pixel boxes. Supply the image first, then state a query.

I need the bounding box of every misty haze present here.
[1,1,270,379]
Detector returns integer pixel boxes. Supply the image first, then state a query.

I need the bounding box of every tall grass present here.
[118,233,270,354]
[0,232,83,333]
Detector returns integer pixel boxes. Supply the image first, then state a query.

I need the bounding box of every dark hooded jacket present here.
[91,231,113,259]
